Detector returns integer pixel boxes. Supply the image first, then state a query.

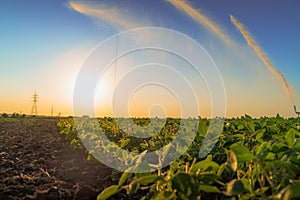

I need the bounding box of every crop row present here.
[57,115,300,199]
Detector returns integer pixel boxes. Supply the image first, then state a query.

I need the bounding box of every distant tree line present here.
[1,112,26,118]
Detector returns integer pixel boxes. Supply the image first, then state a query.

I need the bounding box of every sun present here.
[94,68,115,117]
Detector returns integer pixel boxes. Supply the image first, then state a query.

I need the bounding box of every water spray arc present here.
[167,0,232,46]
[230,14,296,106]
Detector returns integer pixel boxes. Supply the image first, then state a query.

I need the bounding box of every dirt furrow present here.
[0,119,112,199]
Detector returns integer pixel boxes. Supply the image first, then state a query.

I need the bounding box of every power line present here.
[113,35,118,89]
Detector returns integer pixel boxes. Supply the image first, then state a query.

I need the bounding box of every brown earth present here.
[0,118,114,200]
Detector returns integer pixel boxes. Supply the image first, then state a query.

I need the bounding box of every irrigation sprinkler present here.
[294,105,300,116]
[294,105,300,130]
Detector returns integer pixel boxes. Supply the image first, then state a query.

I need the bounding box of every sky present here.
[0,0,299,118]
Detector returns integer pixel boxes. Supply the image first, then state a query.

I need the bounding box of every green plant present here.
[57,115,300,200]
[2,113,8,118]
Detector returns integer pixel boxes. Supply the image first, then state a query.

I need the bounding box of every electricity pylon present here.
[31,91,38,115]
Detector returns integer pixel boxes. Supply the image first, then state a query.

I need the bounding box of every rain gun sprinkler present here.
[294,105,300,130]
[294,105,300,117]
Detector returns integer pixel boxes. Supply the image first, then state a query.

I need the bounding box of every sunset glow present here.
[1,0,299,117]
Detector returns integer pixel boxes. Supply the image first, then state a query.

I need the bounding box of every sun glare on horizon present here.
[0,1,299,118]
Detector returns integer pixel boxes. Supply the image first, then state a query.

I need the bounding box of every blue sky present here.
[0,0,299,117]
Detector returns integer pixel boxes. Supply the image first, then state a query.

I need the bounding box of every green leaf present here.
[224,179,244,196]
[172,173,198,198]
[285,180,300,199]
[227,150,238,171]
[191,155,220,174]
[253,187,269,196]
[118,171,130,187]
[199,185,221,193]
[255,129,266,143]
[230,143,253,163]
[233,134,244,140]
[294,139,300,151]
[97,185,119,200]
[170,161,179,171]
[217,163,226,177]
[131,175,161,186]
[256,142,268,157]
[140,143,148,149]
[244,114,253,121]
[271,142,288,153]
[265,152,276,160]
[120,138,130,148]
[241,178,252,193]
[286,129,296,146]
[288,128,300,137]
[198,120,208,136]
[149,140,155,147]
[237,124,245,130]
[246,123,255,133]
[153,190,176,200]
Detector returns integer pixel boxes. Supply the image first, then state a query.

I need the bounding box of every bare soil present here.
[0,118,113,199]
